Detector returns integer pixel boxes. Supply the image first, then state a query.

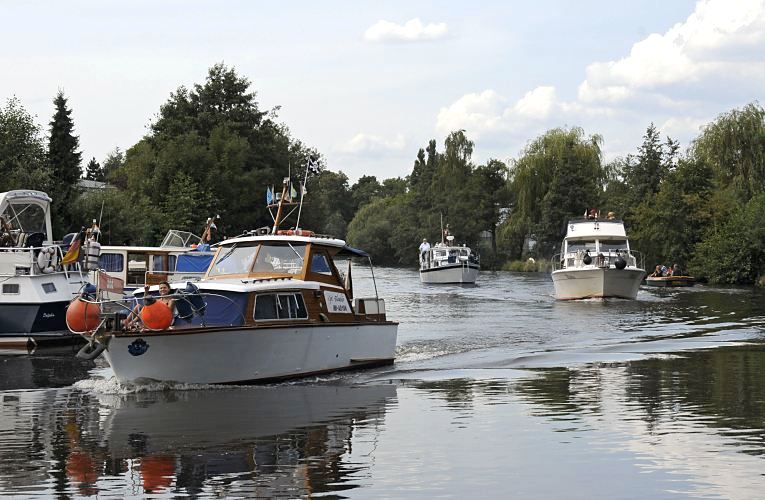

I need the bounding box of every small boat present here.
[419,225,479,284]
[0,190,89,346]
[643,275,696,287]
[67,176,398,385]
[94,224,216,299]
[551,211,645,300]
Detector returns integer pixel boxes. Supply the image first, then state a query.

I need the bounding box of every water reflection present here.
[0,345,93,390]
[0,384,396,497]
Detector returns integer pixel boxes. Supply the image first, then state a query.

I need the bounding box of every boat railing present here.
[73,290,249,338]
[552,249,644,271]
[0,244,84,279]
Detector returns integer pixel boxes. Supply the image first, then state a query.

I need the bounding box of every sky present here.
[2,0,764,183]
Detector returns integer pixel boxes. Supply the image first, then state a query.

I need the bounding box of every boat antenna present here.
[440,212,444,245]
[295,159,311,229]
[95,200,104,242]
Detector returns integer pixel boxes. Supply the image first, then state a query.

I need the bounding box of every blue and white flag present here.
[266,187,273,204]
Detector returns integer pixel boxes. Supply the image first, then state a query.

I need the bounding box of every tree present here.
[0,97,51,191]
[85,157,104,181]
[500,127,604,258]
[48,91,82,235]
[692,102,765,204]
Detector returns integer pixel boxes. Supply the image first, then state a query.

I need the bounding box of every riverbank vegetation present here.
[2,64,764,284]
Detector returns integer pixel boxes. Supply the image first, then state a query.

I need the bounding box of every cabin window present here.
[251,243,306,274]
[598,239,628,252]
[208,245,259,276]
[42,283,56,293]
[98,253,124,273]
[253,293,308,320]
[151,254,176,272]
[2,202,47,234]
[310,253,332,275]
[2,284,19,294]
[566,240,596,254]
[126,253,148,286]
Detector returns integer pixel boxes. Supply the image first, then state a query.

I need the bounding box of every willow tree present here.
[692,102,765,204]
[501,127,604,258]
[0,98,50,191]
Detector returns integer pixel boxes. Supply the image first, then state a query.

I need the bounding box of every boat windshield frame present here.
[207,242,309,278]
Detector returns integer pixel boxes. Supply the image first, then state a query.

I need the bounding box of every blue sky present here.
[2,0,763,182]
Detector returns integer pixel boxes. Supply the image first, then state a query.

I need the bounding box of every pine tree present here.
[85,157,104,181]
[48,91,82,235]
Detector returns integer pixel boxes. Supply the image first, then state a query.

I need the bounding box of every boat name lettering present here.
[41,313,55,319]
[323,291,351,314]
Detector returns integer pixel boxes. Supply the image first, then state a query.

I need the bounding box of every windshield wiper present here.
[216,243,238,265]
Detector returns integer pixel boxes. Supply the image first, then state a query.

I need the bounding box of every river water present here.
[1,268,764,499]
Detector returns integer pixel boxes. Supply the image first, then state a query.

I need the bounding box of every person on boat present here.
[672,263,682,276]
[443,224,451,242]
[649,265,663,277]
[419,238,430,262]
[665,265,674,277]
[124,281,176,329]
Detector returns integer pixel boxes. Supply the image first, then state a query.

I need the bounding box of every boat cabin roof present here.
[565,219,627,239]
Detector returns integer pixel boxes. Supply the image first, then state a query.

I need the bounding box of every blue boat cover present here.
[176,253,214,273]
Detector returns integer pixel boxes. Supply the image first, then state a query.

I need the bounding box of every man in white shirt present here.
[419,238,431,263]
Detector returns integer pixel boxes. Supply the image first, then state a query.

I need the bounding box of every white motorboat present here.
[419,231,480,284]
[0,190,89,346]
[69,178,398,384]
[551,213,645,300]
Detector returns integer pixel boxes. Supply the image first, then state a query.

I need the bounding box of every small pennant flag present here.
[290,183,297,201]
[301,183,308,196]
[266,187,273,204]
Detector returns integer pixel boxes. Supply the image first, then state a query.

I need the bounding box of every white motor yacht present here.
[551,213,645,300]
[419,231,479,285]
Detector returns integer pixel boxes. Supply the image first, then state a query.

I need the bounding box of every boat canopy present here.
[338,245,369,258]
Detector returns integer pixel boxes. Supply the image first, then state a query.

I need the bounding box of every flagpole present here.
[295,160,311,229]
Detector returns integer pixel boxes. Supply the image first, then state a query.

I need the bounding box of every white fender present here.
[37,246,58,273]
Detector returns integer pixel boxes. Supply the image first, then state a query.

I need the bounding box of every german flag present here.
[61,228,85,265]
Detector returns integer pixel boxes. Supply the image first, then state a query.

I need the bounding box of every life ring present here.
[37,246,59,273]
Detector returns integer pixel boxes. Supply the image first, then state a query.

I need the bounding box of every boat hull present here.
[552,267,645,300]
[420,263,479,284]
[102,322,398,384]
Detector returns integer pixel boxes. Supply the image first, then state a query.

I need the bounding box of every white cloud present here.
[513,86,557,119]
[364,18,448,43]
[579,0,765,104]
[336,133,407,154]
[659,116,708,140]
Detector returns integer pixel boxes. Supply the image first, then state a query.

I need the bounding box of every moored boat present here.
[0,190,89,346]
[68,177,398,384]
[551,211,645,300]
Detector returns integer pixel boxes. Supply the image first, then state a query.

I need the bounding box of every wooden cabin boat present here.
[551,212,645,300]
[643,275,696,287]
[68,178,398,384]
[0,190,88,346]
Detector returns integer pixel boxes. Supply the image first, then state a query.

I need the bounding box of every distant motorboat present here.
[551,212,645,300]
[419,224,479,284]
[0,190,89,346]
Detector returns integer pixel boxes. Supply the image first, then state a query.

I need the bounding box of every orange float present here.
[66,298,101,332]
[141,301,173,330]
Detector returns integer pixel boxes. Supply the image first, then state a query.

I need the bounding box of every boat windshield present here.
[208,245,257,276]
[598,239,628,252]
[566,240,596,254]
[252,243,307,274]
[2,201,47,234]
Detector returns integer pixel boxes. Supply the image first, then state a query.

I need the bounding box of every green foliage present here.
[48,91,82,235]
[0,97,51,191]
[691,194,765,284]
[692,102,765,203]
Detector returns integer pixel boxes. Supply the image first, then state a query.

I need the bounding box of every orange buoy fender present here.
[66,298,101,333]
[141,301,173,330]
